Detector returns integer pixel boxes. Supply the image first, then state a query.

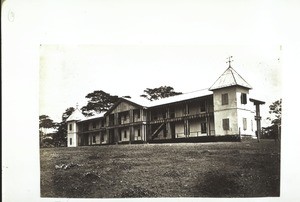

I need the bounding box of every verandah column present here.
[166,107,171,139]
[129,110,134,143]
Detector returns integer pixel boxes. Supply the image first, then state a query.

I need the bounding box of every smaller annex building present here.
[66,65,265,147]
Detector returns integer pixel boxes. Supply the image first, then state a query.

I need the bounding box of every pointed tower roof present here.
[66,105,85,122]
[209,66,252,91]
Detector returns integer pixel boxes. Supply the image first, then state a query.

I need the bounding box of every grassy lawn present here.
[40,139,280,198]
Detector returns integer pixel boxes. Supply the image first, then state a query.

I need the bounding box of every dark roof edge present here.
[249,98,265,104]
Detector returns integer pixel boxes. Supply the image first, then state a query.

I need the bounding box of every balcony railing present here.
[176,131,207,138]
[150,112,213,124]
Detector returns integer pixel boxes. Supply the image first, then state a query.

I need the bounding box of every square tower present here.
[209,66,256,137]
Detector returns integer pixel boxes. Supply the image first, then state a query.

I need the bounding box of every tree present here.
[39,115,56,147]
[62,107,75,122]
[140,86,182,101]
[39,115,56,130]
[267,99,282,141]
[267,99,282,126]
[81,90,119,116]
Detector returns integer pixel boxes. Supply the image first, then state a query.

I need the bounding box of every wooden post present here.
[140,109,143,121]
[250,99,265,143]
[255,104,261,143]
[130,126,134,143]
[184,119,189,138]
[114,128,119,144]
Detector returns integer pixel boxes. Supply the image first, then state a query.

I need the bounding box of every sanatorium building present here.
[66,65,265,147]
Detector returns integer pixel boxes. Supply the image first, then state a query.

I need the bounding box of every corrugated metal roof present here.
[68,89,212,121]
[124,88,212,108]
[78,112,106,122]
[66,108,86,122]
[209,67,252,90]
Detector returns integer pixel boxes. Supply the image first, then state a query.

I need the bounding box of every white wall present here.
[67,121,77,147]
[175,122,185,138]
[120,128,130,142]
[133,127,143,141]
[189,120,202,137]
[213,87,250,136]
[237,110,256,137]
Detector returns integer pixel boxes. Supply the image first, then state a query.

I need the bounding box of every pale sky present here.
[39,45,282,126]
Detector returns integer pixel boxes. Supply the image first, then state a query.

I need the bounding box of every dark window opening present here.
[70,138,72,145]
[84,124,89,131]
[119,132,122,141]
[201,122,207,133]
[69,124,72,131]
[222,93,229,105]
[223,119,230,130]
[137,110,141,119]
[137,129,141,137]
[241,93,247,104]
[200,102,206,112]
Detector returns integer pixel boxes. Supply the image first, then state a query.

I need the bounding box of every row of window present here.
[221,93,247,105]
[222,118,253,131]
[92,135,104,143]
[120,129,141,140]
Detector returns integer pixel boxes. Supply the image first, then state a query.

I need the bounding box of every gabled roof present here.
[209,67,252,91]
[66,108,85,122]
[104,98,144,116]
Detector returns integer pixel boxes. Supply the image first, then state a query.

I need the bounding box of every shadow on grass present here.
[193,171,241,197]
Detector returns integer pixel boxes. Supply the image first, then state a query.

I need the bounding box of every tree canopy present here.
[62,107,75,122]
[39,115,56,130]
[39,115,57,147]
[267,99,282,126]
[81,90,119,116]
[140,86,182,101]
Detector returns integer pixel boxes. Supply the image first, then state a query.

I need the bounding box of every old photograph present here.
[3,0,299,201]
[39,45,281,198]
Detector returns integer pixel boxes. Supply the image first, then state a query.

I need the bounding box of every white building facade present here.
[67,65,264,147]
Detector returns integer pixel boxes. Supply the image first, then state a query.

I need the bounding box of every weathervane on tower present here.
[226,56,234,67]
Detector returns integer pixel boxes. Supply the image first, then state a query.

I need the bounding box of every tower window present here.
[241,93,247,104]
[69,124,72,131]
[70,138,72,145]
[223,119,230,130]
[222,93,229,105]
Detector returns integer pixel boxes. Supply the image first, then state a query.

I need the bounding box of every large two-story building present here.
[66,65,265,147]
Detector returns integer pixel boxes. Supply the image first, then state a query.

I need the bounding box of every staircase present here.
[150,123,165,140]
